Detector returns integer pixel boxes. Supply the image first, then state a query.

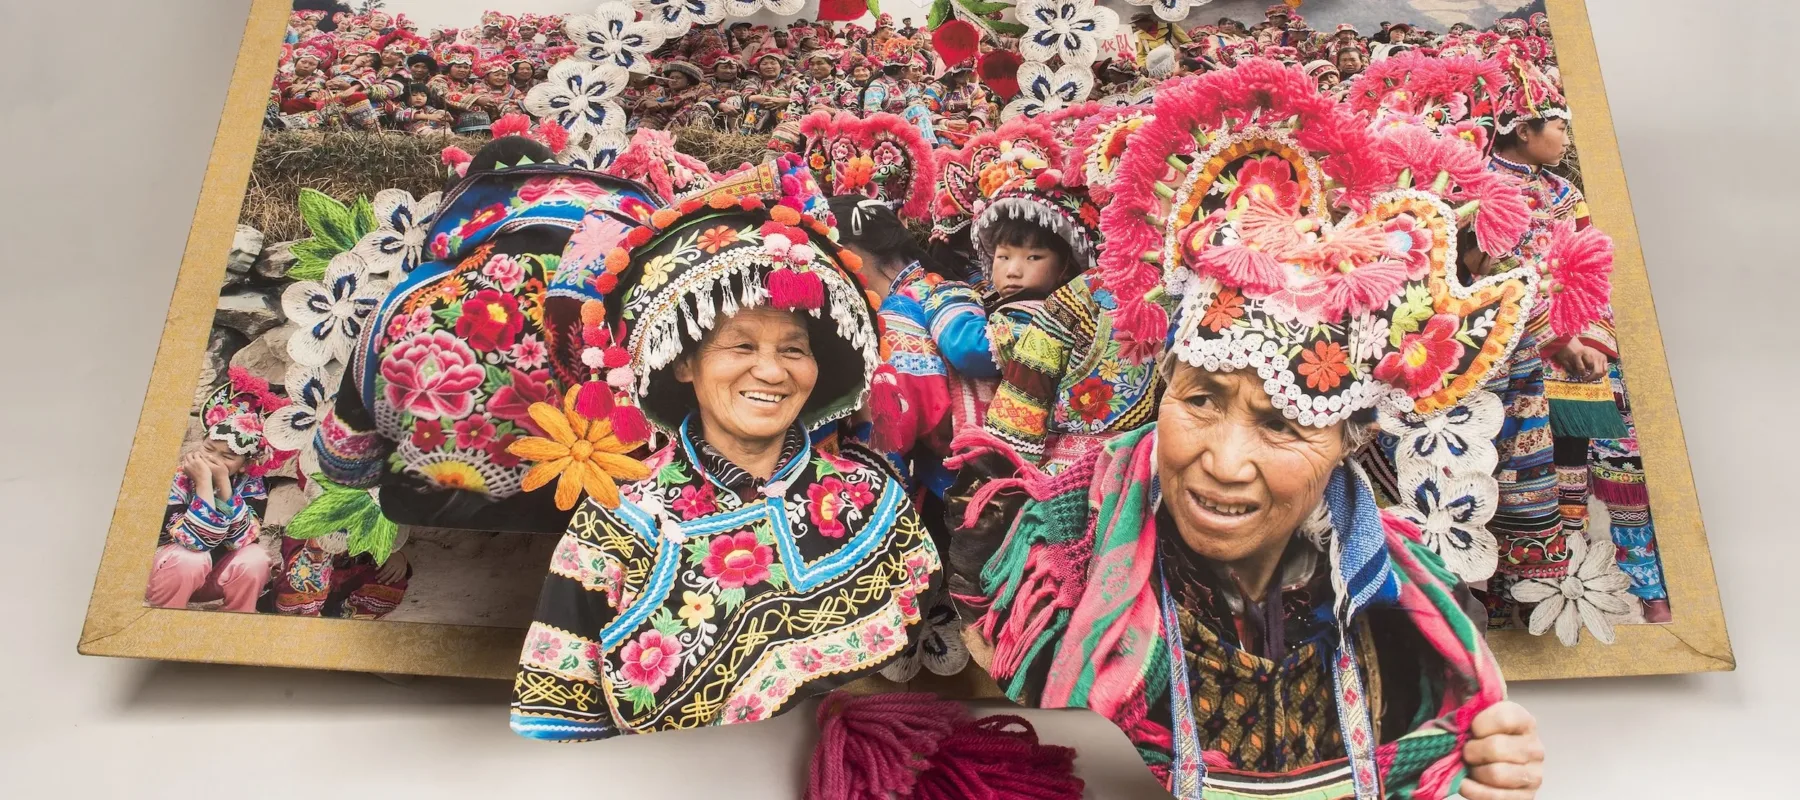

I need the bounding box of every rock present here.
[227,225,263,274]
[264,480,309,528]
[229,323,299,388]
[194,327,247,407]
[214,287,285,338]
[255,240,300,281]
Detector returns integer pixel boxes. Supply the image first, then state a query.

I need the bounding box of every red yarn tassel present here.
[807,693,1084,800]
[1113,296,1168,363]
[769,268,826,311]
[573,380,615,420]
[610,405,651,445]
[867,366,906,453]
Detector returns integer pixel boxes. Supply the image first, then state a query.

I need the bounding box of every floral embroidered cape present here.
[510,434,940,740]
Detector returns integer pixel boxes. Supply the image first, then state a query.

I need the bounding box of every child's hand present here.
[181,451,212,492]
[375,549,410,584]
[210,459,235,505]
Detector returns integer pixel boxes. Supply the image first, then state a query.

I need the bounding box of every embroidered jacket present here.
[510,427,940,741]
[161,469,267,553]
[981,271,1165,465]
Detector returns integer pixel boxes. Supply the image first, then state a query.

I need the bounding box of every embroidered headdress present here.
[443,45,478,68]
[1494,48,1568,134]
[966,118,1101,274]
[561,155,885,436]
[200,367,295,479]
[1347,50,1508,151]
[799,111,939,222]
[930,145,978,241]
[1064,104,1153,205]
[1101,59,1539,426]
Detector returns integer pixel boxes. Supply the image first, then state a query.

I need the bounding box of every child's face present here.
[410,92,428,107]
[990,242,1066,299]
[203,439,248,476]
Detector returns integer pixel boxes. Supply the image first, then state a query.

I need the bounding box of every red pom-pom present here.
[610,405,651,445]
[625,226,654,248]
[768,268,826,311]
[603,346,631,369]
[1035,169,1063,191]
[739,196,763,211]
[932,20,981,69]
[581,323,606,345]
[491,113,531,139]
[593,272,619,295]
[574,381,615,419]
[1114,298,1169,364]
[535,118,569,154]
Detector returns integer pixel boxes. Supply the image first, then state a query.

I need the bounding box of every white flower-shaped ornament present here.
[1003,61,1096,120]
[722,0,805,19]
[1511,532,1636,646]
[1124,0,1213,24]
[351,189,440,278]
[266,362,343,453]
[630,0,724,38]
[282,251,391,369]
[568,4,659,73]
[526,59,627,141]
[1379,391,1503,490]
[1019,0,1120,66]
[1392,472,1500,583]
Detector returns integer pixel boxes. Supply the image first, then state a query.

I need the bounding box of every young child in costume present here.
[393,83,454,135]
[146,368,294,612]
[970,118,1157,471]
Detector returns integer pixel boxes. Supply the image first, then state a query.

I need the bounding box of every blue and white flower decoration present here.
[1124,0,1214,24]
[351,189,440,278]
[1003,61,1096,121]
[568,4,660,74]
[1018,0,1120,66]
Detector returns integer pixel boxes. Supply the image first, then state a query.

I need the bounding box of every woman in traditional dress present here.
[700,57,754,129]
[927,65,990,146]
[951,60,1549,800]
[509,157,940,740]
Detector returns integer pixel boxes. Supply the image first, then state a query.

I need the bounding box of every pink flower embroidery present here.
[1375,314,1466,398]
[525,630,562,663]
[518,175,607,204]
[1229,155,1303,212]
[489,367,557,435]
[453,414,496,449]
[480,253,525,291]
[864,623,897,653]
[792,647,825,672]
[702,531,773,589]
[381,330,485,421]
[564,217,628,274]
[429,232,451,259]
[806,478,874,539]
[617,629,682,692]
[510,333,548,370]
[1383,215,1434,280]
[671,483,718,520]
[720,694,767,724]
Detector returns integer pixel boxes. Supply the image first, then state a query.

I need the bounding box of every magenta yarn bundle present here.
[806,692,1085,800]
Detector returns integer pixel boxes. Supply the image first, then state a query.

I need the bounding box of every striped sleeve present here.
[510,501,655,742]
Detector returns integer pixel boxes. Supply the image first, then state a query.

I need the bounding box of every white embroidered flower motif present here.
[282,251,391,368]
[351,189,440,277]
[1511,532,1636,646]
[1124,0,1210,24]
[568,4,658,73]
[1347,313,1391,364]
[265,362,342,452]
[722,0,805,19]
[1018,0,1120,66]
[559,130,631,171]
[1391,472,1500,583]
[525,59,627,141]
[1379,391,1504,491]
[878,601,970,682]
[1002,61,1096,121]
[630,0,725,38]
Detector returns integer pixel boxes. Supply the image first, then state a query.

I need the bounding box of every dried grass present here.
[668,126,775,174]
[240,131,485,242]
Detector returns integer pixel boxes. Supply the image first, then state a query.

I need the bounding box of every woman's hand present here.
[1461,701,1545,800]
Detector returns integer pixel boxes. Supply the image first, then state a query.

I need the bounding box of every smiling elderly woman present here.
[509,158,939,740]
[948,62,1547,800]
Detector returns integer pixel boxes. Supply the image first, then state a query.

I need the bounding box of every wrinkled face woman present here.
[715,60,741,82]
[852,65,872,83]
[1155,365,1348,571]
[673,307,819,449]
[758,56,784,80]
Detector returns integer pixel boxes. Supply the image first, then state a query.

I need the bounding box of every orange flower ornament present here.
[507,388,651,510]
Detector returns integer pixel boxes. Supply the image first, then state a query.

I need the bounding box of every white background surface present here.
[2,1,1795,796]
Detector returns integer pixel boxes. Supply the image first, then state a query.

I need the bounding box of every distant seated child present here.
[394,83,453,135]
[145,369,293,612]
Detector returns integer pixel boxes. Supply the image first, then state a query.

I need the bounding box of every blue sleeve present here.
[923,282,999,378]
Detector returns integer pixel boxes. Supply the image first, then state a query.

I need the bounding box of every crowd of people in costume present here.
[267,6,1564,150]
[159,6,1674,797]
